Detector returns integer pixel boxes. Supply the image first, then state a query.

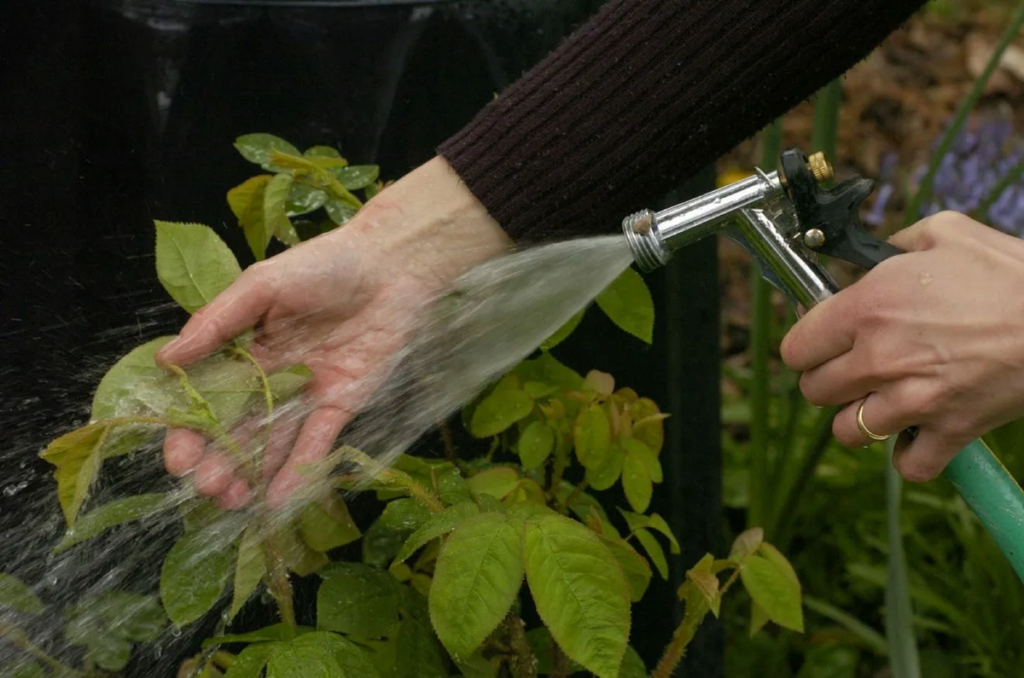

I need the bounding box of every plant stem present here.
[973,151,1024,220]
[902,0,1024,230]
[440,420,458,462]
[262,534,297,633]
[811,79,843,162]
[772,406,837,551]
[558,480,588,515]
[0,622,86,677]
[501,614,537,678]
[748,118,783,531]
[651,599,709,678]
[550,645,571,678]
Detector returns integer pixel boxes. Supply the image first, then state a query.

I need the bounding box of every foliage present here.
[0,133,805,677]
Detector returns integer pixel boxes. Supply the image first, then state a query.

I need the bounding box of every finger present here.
[156,272,274,367]
[217,479,252,510]
[193,452,237,497]
[262,406,305,482]
[831,393,916,449]
[266,406,351,510]
[163,428,207,477]
[892,428,965,483]
[779,293,857,373]
[798,351,880,407]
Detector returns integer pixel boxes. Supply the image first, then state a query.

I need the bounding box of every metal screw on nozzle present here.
[803,228,826,249]
[808,151,834,184]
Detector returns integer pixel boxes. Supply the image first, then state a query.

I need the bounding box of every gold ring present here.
[857,399,891,442]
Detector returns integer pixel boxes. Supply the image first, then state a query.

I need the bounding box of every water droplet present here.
[171,627,182,638]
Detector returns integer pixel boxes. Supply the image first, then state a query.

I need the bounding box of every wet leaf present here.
[687,568,721,617]
[206,624,314,647]
[332,165,380,190]
[585,443,624,491]
[634,527,668,579]
[621,454,652,513]
[294,632,379,677]
[574,403,611,469]
[56,493,170,552]
[41,422,110,527]
[376,497,432,534]
[0,661,45,678]
[647,514,681,554]
[278,523,329,577]
[518,421,555,470]
[393,501,481,565]
[303,145,345,160]
[266,640,342,678]
[598,536,652,602]
[227,175,272,261]
[394,616,447,678]
[466,466,520,500]
[317,562,402,640]
[286,182,329,217]
[91,336,175,420]
[267,364,313,403]
[630,398,665,455]
[66,592,167,671]
[0,574,44,615]
[258,173,294,261]
[740,551,804,632]
[523,513,630,678]
[325,199,357,225]
[622,438,662,483]
[155,221,242,314]
[729,528,765,562]
[514,353,584,391]
[224,643,275,678]
[470,388,534,438]
[231,526,266,619]
[429,513,524,658]
[300,493,361,553]
[596,266,654,344]
[234,133,301,171]
[540,308,585,351]
[160,522,236,627]
[187,357,262,430]
[620,645,648,678]
[526,627,584,675]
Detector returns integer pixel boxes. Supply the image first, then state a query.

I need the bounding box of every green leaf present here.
[155,221,242,313]
[518,421,555,470]
[0,574,44,615]
[376,497,433,533]
[621,455,652,513]
[630,398,665,455]
[206,624,314,647]
[466,466,521,500]
[91,336,175,420]
[526,627,584,675]
[286,182,329,217]
[66,593,167,671]
[299,493,361,553]
[231,526,266,619]
[429,513,524,658]
[227,175,272,261]
[513,353,584,391]
[393,502,481,565]
[0,661,45,678]
[620,645,648,678]
[266,640,342,678]
[56,493,170,552]
[523,513,630,678]
[267,364,313,403]
[686,565,721,618]
[332,165,380,190]
[750,601,770,637]
[394,616,447,678]
[295,632,380,677]
[317,562,402,640]
[574,403,611,469]
[303,145,344,159]
[541,307,586,351]
[596,266,654,344]
[325,200,358,225]
[647,514,681,555]
[598,536,652,602]
[622,438,662,483]
[259,173,294,261]
[795,643,859,678]
[471,389,534,438]
[634,527,668,580]
[160,521,236,627]
[40,422,110,527]
[234,133,301,171]
[224,643,275,678]
[740,552,804,632]
[729,527,764,562]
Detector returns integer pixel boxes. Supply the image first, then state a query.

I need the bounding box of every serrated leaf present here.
[0,574,44,615]
[466,466,520,500]
[160,521,236,627]
[394,616,447,678]
[585,443,624,491]
[598,536,652,602]
[286,182,329,217]
[647,514,681,555]
[596,267,654,344]
[393,502,481,565]
[622,438,662,483]
[295,632,379,677]
[540,307,585,351]
[634,527,668,580]
[228,175,272,260]
[267,364,312,403]
[317,562,402,640]
[155,221,242,313]
[750,601,770,637]
[266,640,342,678]
[257,173,294,261]
[225,643,275,678]
[332,165,380,190]
[325,200,358,225]
[91,336,176,420]
[186,357,262,430]
[687,569,721,617]
[523,514,630,678]
[299,493,361,553]
[56,493,170,552]
[630,398,665,455]
[518,421,555,470]
[620,645,648,678]
[526,627,585,675]
[40,422,111,527]
[622,454,652,513]
[574,403,611,469]
[66,592,167,671]
[277,522,329,577]
[377,498,432,533]
[230,526,266,619]
[740,553,804,632]
[730,528,764,562]
[513,353,584,391]
[234,134,301,171]
[524,381,559,399]
[470,389,534,438]
[429,513,524,658]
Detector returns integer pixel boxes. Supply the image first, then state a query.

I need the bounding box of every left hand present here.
[780,211,1024,482]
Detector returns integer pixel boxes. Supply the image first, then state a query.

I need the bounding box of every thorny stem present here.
[0,622,86,677]
[550,644,571,678]
[342,447,444,513]
[233,346,275,476]
[501,614,537,678]
[651,608,704,678]
[440,420,458,462]
[262,534,297,632]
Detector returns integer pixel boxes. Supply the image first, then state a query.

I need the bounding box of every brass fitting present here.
[808,152,834,184]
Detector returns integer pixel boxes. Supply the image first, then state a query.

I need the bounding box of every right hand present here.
[156,157,512,510]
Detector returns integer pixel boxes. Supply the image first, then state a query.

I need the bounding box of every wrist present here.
[347,156,513,288]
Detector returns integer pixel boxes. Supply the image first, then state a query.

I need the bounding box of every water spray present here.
[623,147,1024,582]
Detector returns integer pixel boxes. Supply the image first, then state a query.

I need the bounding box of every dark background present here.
[0,1,721,675]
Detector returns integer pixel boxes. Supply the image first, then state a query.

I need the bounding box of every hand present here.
[156,157,512,510]
[780,211,1024,482]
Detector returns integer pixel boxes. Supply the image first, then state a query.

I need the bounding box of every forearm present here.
[439,0,928,244]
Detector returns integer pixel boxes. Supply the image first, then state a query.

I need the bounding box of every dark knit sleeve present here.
[438,0,928,244]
